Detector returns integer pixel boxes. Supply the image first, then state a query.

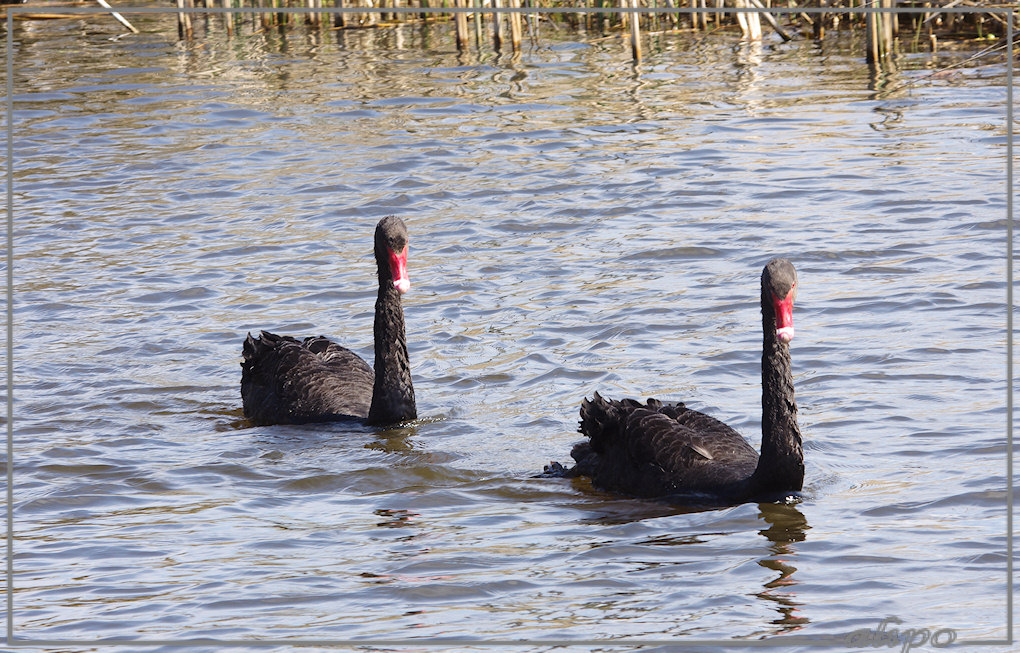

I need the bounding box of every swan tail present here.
[579,392,650,450]
[579,391,611,438]
[242,331,298,368]
[241,331,268,375]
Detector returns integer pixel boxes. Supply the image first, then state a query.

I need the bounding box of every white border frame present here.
[3,4,1013,648]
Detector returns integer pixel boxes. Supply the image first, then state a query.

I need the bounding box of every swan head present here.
[763,258,797,344]
[375,216,410,295]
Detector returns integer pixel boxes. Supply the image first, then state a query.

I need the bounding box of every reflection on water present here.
[755,503,810,635]
[5,10,1011,645]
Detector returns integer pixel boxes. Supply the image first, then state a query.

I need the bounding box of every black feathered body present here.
[571,394,760,499]
[241,332,374,425]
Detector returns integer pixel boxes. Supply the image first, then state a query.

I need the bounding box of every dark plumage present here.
[240,216,417,426]
[545,258,803,503]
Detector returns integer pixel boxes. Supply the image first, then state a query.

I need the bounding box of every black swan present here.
[240,215,416,426]
[545,258,802,503]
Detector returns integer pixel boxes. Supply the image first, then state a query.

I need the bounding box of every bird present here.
[240,215,416,427]
[545,258,803,504]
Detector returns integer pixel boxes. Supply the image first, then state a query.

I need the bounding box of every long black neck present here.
[367,278,416,426]
[749,290,803,494]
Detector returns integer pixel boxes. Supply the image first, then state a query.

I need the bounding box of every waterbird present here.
[241,215,416,426]
[543,258,803,504]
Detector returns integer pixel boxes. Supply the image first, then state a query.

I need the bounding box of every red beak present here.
[772,289,795,343]
[388,245,410,294]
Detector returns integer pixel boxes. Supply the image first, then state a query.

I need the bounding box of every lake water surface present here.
[3,8,1014,651]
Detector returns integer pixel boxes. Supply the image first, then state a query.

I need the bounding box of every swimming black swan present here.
[240,215,416,426]
[545,258,802,503]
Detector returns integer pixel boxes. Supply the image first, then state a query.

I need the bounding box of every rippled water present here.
[3,9,1013,649]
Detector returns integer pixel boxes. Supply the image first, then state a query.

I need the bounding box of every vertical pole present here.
[454,0,470,51]
[882,0,894,51]
[509,0,522,52]
[865,1,879,64]
[492,0,503,50]
[225,0,235,37]
[865,0,895,63]
[735,0,761,40]
[735,0,748,37]
[474,0,483,48]
[176,0,193,39]
[628,0,641,61]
